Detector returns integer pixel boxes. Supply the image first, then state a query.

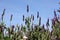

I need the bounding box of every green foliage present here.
[0,7,60,40]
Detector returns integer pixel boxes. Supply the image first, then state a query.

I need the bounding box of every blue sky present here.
[0,0,60,29]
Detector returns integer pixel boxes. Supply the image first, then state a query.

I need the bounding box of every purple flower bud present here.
[42,24,44,29]
[57,10,60,12]
[34,25,38,30]
[46,18,49,27]
[10,14,13,21]
[8,28,10,34]
[23,15,24,21]
[31,23,33,31]
[25,19,27,25]
[2,9,5,21]
[58,15,60,19]
[32,15,34,21]
[52,19,55,26]
[21,26,23,31]
[2,9,5,16]
[12,25,15,29]
[0,25,2,32]
[11,25,15,34]
[31,14,34,21]
[37,11,39,18]
[30,18,31,22]
[54,10,57,17]
[18,27,20,31]
[39,17,41,26]
[54,17,58,22]
[31,14,32,18]
[27,5,29,13]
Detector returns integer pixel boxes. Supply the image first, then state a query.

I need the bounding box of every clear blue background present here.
[0,0,60,31]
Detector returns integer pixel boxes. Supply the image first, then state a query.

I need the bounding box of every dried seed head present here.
[37,11,39,18]
[27,5,29,13]
[10,14,13,21]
